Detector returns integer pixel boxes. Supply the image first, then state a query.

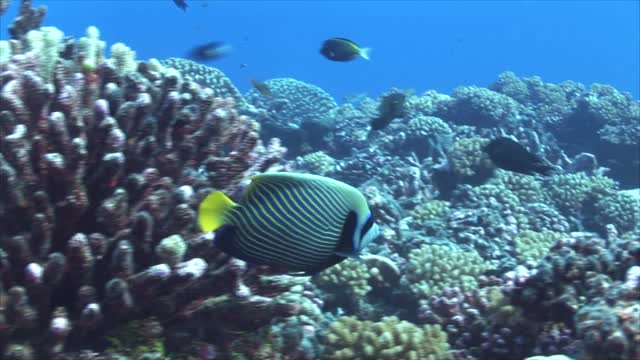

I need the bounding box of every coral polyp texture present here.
[323,316,451,360]
[1,2,639,359]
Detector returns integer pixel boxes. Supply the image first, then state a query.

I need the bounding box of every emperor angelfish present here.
[198,172,379,275]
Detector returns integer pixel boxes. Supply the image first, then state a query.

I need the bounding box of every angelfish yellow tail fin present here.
[198,191,236,232]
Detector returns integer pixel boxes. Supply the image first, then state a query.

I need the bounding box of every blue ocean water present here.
[2,0,638,101]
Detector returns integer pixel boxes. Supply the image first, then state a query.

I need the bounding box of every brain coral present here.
[323,316,451,360]
[405,90,451,117]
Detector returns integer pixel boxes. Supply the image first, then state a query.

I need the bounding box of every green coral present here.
[295,151,336,176]
[406,244,493,303]
[447,137,493,179]
[594,190,640,234]
[490,170,546,204]
[545,173,617,215]
[514,230,565,263]
[323,316,451,360]
[410,200,450,223]
[315,259,372,297]
[468,183,521,213]
[106,318,165,359]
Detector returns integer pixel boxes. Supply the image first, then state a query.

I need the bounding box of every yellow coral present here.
[448,137,493,178]
[406,244,493,303]
[295,151,336,176]
[410,200,450,223]
[315,259,371,297]
[514,230,564,263]
[323,316,451,360]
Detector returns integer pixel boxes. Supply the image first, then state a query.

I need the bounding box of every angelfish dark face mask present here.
[358,213,379,251]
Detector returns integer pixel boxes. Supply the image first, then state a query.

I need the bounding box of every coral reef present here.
[294,151,336,176]
[505,230,639,359]
[593,189,640,234]
[0,19,289,357]
[405,244,493,304]
[436,86,525,128]
[0,3,638,359]
[447,137,493,181]
[160,57,247,109]
[513,230,564,264]
[245,78,338,155]
[323,316,451,360]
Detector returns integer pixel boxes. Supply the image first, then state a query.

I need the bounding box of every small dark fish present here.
[370,92,406,130]
[189,41,232,61]
[240,63,248,69]
[483,137,557,176]
[320,38,371,62]
[173,0,187,11]
[251,79,273,97]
